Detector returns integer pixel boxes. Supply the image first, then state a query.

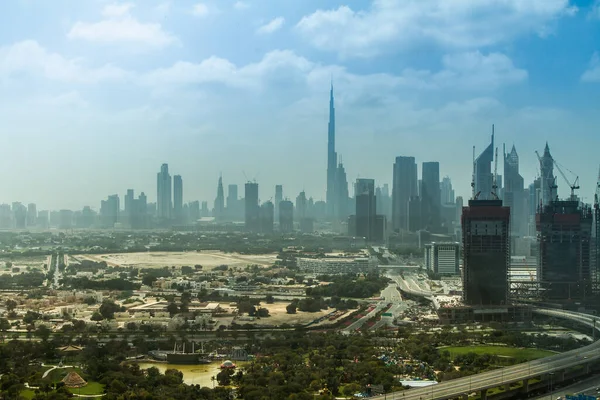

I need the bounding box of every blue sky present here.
[1,0,600,210]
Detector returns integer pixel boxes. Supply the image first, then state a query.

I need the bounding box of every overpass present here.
[371,305,600,399]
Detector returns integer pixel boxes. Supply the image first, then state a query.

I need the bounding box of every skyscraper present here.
[124,189,134,217]
[260,201,274,234]
[335,161,349,220]
[474,128,494,200]
[214,176,225,220]
[279,200,294,233]
[421,162,441,232]
[157,164,172,220]
[27,203,37,227]
[326,83,337,218]
[462,199,510,305]
[173,175,183,221]
[537,199,593,300]
[440,177,455,205]
[100,194,120,227]
[354,179,376,241]
[275,185,283,218]
[539,142,556,207]
[392,156,418,231]
[245,182,259,232]
[503,144,526,237]
[227,184,238,219]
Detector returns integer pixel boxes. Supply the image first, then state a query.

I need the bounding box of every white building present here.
[424,242,460,275]
[297,256,377,275]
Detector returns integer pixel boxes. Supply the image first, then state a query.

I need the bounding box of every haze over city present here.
[1,0,600,210]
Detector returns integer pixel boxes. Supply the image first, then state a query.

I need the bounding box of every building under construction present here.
[462,199,511,305]
[537,200,594,301]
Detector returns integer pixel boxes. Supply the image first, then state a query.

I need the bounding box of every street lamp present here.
[548,372,554,400]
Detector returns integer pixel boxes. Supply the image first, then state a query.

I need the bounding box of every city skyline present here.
[2,1,600,209]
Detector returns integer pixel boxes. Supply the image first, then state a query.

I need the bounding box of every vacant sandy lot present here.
[77,251,278,270]
[236,302,331,326]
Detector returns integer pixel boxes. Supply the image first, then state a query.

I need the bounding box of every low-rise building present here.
[297,256,377,275]
[424,242,460,276]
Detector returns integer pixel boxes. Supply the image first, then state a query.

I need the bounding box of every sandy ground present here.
[236,302,331,326]
[76,251,278,270]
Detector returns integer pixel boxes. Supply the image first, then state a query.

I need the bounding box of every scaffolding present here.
[462,199,511,305]
[537,200,594,300]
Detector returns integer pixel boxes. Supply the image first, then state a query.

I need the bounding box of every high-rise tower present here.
[245,182,260,232]
[540,142,555,207]
[326,83,338,218]
[474,127,494,200]
[392,156,418,231]
[157,164,172,220]
[173,175,183,221]
[214,176,225,219]
[462,199,510,305]
[503,144,526,237]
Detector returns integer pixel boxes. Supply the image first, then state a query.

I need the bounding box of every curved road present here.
[372,307,600,400]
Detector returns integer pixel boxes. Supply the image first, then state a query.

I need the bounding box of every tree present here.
[91,311,104,321]
[0,318,10,343]
[5,299,17,312]
[167,302,179,317]
[256,308,270,318]
[265,294,275,304]
[217,369,232,386]
[286,303,297,314]
[99,300,121,319]
[142,275,158,287]
[34,325,51,342]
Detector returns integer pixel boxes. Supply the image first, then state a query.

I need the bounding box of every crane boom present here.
[553,160,580,201]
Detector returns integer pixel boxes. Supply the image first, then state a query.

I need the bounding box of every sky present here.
[1,0,600,210]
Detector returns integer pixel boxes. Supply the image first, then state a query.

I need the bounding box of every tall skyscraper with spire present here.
[474,126,495,200]
[504,144,526,237]
[214,175,225,219]
[326,83,337,218]
[540,142,555,207]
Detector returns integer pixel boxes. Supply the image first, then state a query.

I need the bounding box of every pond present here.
[136,362,243,387]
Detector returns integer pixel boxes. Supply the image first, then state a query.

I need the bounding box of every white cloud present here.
[140,49,311,89]
[588,0,600,19]
[296,0,577,57]
[0,40,129,83]
[37,91,88,108]
[581,52,600,82]
[68,3,176,47]
[234,1,249,10]
[192,3,210,17]
[257,17,285,34]
[155,2,171,15]
[140,49,525,94]
[102,2,134,18]
[434,52,528,89]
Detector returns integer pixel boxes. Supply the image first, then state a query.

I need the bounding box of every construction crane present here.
[491,147,500,200]
[553,160,580,201]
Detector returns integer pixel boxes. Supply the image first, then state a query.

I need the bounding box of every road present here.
[342,283,403,334]
[371,308,600,400]
[533,375,600,400]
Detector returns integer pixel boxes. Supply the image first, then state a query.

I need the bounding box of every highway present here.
[371,308,600,400]
[342,283,405,334]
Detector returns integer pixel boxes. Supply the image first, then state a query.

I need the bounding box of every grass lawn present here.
[68,381,105,395]
[20,390,36,400]
[442,345,555,360]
